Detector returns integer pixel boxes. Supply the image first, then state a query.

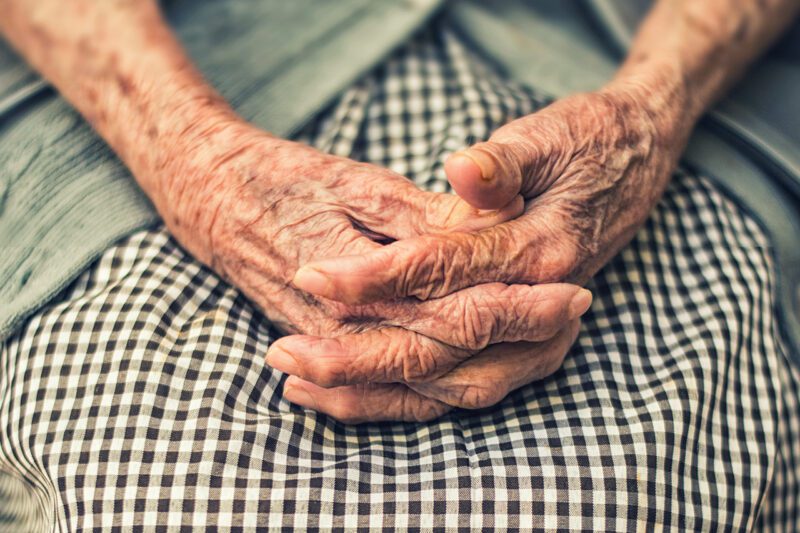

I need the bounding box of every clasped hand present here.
[161,86,676,423]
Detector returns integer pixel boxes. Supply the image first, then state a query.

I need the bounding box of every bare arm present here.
[613,0,800,144]
[0,0,235,211]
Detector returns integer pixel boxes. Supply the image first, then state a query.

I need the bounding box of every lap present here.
[1,26,798,531]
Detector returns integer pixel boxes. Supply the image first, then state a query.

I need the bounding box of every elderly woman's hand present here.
[282,83,689,420]
[151,118,592,422]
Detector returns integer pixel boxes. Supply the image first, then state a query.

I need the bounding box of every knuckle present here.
[539,350,568,378]
[484,227,524,281]
[396,236,469,300]
[454,284,519,347]
[400,336,448,383]
[518,216,581,283]
[518,290,568,341]
[502,285,570,342]
[327,391,367,424]
[452,381,506,410]
[406,398,451,423]
[457,302,493,350]
[514,309,545,343]
[422,193,461,231]
[398,240,445,300]
[309,359,349,388]
[305,345,352,388]
[376,330,413,381]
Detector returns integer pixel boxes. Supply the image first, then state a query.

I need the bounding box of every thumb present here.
[445,136,551,210]
[409,190,525,235]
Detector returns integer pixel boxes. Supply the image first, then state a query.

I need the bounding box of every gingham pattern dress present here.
[1,26,799,532]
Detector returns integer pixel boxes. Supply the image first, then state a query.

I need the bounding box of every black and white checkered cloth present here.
[1,26,799,531]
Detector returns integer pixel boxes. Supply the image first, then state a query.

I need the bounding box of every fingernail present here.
[568,288,593,319]
[293,266,331,295]
[452,151,494,181]
[266,345,300,375]
[284,383,318,410]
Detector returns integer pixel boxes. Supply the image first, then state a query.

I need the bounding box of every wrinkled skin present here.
[284,86,687,420]
[154,120,592,423]
[4,0,793,425]
[293,87,685,300]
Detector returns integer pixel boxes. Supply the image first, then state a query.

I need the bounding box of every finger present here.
[444,119,562,210]
[276,215,382,267]
[267,284,590,387]
[292,227,507,304]
[387,283,591,349]
[401,188,524,235]
[336,164,524,242]
[267,328,470,388]
[353,178,524,240]
[282,376,452,424]
[410,319,581,409]
[280,321,581,422]
[444,143,525,210]
[293,215,577,305]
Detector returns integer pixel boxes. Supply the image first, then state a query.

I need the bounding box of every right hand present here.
[149,118,592,422]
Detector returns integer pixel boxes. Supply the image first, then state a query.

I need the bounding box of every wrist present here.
[600,65,698,156]
[111,72,236,175]
[146,111,251,210]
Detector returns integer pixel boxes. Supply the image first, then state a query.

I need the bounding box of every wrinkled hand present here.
[293,85,684,302]
[152,119,592,422]
[283,86,684,420]
[271,318,582,423]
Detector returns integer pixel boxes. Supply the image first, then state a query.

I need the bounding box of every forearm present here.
[608,0,800,141]
[0,0,237,200]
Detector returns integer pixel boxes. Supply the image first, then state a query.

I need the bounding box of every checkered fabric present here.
[1,26,799,531]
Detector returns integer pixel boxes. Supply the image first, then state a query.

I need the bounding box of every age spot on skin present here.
[115,73,135,96]
[733,18,750,43]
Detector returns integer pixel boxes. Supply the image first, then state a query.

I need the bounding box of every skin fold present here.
[1,0,797,423]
